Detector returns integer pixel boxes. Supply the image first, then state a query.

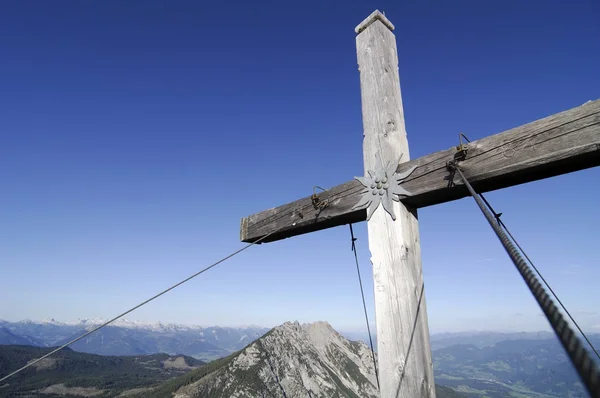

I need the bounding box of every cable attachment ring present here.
[455,132,471,162]
[311,186,330,211]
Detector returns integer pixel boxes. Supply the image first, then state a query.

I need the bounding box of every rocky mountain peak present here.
[160,320,379,398]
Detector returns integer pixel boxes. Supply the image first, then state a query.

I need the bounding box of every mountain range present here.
[1,318,598,397]
[0,320,464,398]
[0,319,269,362]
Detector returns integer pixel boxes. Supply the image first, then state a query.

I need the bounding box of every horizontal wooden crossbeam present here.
[241,99,600,243]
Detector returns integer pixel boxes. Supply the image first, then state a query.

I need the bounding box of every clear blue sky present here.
[1,0,599,335]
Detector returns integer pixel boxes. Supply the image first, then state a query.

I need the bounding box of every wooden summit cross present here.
[240,10,600,398]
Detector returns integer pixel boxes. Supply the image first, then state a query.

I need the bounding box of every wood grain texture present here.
[355,14,435,397]
[240,98,600,243]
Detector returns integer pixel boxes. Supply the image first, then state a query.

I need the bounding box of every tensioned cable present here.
[450,161,600,398]
[349,223,380,390]
[0,219,301,384]
[477,192,600,363]
[457,134,600,363]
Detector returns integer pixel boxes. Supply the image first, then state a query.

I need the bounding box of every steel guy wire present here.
[349,223,380,390]
[476,191,600,364]
[0,216,303,384]
[450,162,600,398]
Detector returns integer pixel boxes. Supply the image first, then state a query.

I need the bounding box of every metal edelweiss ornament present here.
[352,153,417,221]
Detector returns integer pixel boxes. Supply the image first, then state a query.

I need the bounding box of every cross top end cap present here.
[355,10,395,34]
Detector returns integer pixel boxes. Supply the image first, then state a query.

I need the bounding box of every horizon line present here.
[0,317,574,336]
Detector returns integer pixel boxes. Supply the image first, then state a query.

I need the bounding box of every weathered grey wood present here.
[355,11,435,397]
[241,98,600,243]
[238,8,600,397]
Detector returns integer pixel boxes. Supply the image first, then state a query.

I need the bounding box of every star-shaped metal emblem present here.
[352,153,417,221]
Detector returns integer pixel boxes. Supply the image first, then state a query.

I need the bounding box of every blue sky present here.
[1,0,599,335]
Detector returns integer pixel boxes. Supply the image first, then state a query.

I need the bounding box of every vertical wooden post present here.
[355,11,435,397]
